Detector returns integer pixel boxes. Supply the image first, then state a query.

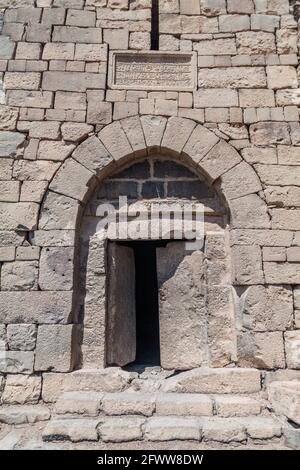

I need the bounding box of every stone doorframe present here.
[37,115,267,370]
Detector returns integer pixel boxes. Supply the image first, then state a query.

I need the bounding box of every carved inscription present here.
[109,52,196,91]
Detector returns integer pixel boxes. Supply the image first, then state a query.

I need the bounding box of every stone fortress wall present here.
[0,0,300,408]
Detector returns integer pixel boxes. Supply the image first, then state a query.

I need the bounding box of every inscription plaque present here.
[109,51,197,91]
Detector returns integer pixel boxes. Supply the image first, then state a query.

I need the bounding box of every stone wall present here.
[0,0,300,404]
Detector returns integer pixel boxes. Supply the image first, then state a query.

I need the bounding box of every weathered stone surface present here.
[0,291,72,324]
[199,140,241,180]
[0,351,34,374]
[39,247,74,291]
[64,368,137,393]
[237,331,285,369]
[50,158,94,202]
[285,331,300,369]
[102,393,155,417]
[99,121,132,160]
[156,393,213,416]
[37,141,75,161]
[242,416,282,440]
[55,391,102,417]
[267,66,298,89]
[161,117,196,154]
[140,115,167,149]
[214,396,261,417]
[183,124,219,164]
[72,135,113,173]
[232,245,264,284]
[162,368,261,394]
[144,417,200,441]
[201,417,246,442]
[0,405,50,425]
[269,381,300,425]
[0,131,25,157]
[43,418,99,442]
[157,244,206,370]
[240,285,293,331]
[198,67,267,88]
[42,71,106,92]
[2,374,41,404]
[7,324,37,350]
[194,89,238,108]
[230,195,270,229]
[35,325,77,372]
[250,122,290,146]
[1,261,39,291]
[98,416,145,443]
[39,192,80,230]
[220,161,261,200]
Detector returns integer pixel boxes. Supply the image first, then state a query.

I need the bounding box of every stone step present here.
[43,415,282,444]
[54,391,263,418]
[61,367,262,394]
[0,405,51,425]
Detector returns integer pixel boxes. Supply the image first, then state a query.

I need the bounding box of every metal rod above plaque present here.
[108,51,197,92]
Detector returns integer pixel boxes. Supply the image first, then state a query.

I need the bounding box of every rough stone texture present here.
[0,405,50,425]
[0,0,299,448]
[43,418,99,442]
[2,374,41,404]
[55,391,102,417]
[156,393,213,417]
[144,417,201,441]
[162,368,261,394]
[35,325,78,372]
[101,392,155,417]
[269,381,300,425]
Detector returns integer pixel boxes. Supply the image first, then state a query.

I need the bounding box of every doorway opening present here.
[120,240,169,367]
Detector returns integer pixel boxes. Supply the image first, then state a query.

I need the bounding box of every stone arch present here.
[38,115,269,232]
[37,115,270,370]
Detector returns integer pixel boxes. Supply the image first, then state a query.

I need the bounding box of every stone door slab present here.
[156,242,207,370]
[106,243,136,367]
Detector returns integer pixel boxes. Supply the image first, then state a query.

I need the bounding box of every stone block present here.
[43,418,98,442]
[0,405,50,425]
[2,374,41,404]
[15,42,41,60]
[113,102,138,120]
[7,324,37,351]
[194,89,238,108]
[242,416,282,440]
[99,121,132,160]
[63,368,137,393]
[269,381,300,425]
[0,351,34,374]
[20,181,48,203]
[285,331,300,369]
[0,181,20,202]
[200,0,226,16]
[194,38,237,55]
[219,15,250,32]
[161,116,196,154]
[129,32,150,50]
[264,262,300,284]
[0,131,25,157]
[7,90,53,108]
[104,29,129,49]
[237,331,285,369]
[99,417,145,443]
[162,368,261,394]
[237,31,275,54]
[120,116,146,154]
[0,247,15,262]
[43,43,75,60]
[201,417,246,442]
[39,247,74,291]
[232,245,264,284]
[61,122,93,142]
[55,391,102,417]
[4,72,40,90]
[230,194,270,229]
[198,67,267,88]
[0,202,39,230]
[66,9,96,27]
[156,393,213,416]
[267,66,298,89]
[50,158,93,202]
[239,89,275,107]
[53,26,102,44]
[0,36,15,60]
[55,91,86,110]
[182,124,219,164]
[29,121,60,140]
[227,0,254,14]
[39,191,80,230]
[0,291,73,324]
[250,122,290,146]
[102,392,155,416]
[42,71,106,92]
[240,285,293,331]
[220,161,261,200]
[35,324,77,372]
[25,24,51,43]
[214,396,261,417]
[38,140,75,161]
[1,261,39,291]
[144,417,200,441]
[16,246,40,261]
